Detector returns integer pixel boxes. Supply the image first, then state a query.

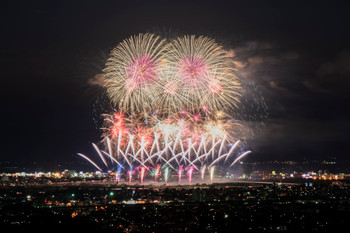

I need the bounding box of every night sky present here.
[1,1,350,168]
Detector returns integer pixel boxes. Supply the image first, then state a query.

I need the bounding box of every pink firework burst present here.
[125,54,157,90]
[178,55,208,85]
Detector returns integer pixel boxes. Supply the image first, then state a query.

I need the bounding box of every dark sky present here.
[1,0,350,167]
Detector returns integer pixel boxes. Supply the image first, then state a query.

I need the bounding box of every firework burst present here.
[78,33,260,184]
[163,35,241,112]
[104,33,169,113]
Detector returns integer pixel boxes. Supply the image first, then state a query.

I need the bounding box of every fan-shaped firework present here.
[83,110,250,173]
[104,33,169,112]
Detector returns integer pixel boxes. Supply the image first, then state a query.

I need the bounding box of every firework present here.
[163,35,241,112]
[187,167,193,183]
[77,33,259,184]
[140,167,146,184]
[178,165,183,183]
[128,170,132,183]
[77,153,102,172]
[104,34,241,114]
[201,165,206,180]
[154,164,161,181]
[209,166,215,182]
[164,167,169,183]
[104,33,169,113]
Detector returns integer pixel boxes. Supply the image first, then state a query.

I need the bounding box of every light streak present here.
[77,153,102,172]
[164,167,169,183]
[201,165,206,180]
[187,167,193,183]
[209,166,215,182]
[178,165,183,183]
[140,167,146,184]
[154,164,161,181]
[229,151,251,167]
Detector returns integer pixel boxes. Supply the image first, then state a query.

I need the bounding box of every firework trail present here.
[140,167,146,184]
[116,167,121,183]
[187,167,193,183]
[77,153,102,172]
[164,167,169,183]
[201,165,206,180]
[154,164,161,181]
[128,169,132,183]
[178,165,183,183]
[229,151,252,167]
[209,166,215,182]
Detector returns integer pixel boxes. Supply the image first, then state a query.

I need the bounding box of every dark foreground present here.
[1,181,349,232]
